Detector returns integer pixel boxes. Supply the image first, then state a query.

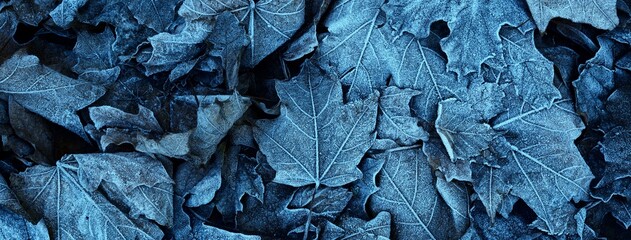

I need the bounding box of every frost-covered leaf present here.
[377,86,428,145]
[0,51,105,141]
[179,0,305,67]
[11,155,164,239]
[185,150,222,208]
[525,0,618,31]
[236,183,309,237]
[492,25,560,109]
[383,0,530,76]
[0,10,19,62]
[369,148,458,240]
[0,176,23,216]
[189,93,250,165]
[72,28,120,83]
[322,211,391,240]
[208,13,249,90]
[142,20,212,76]
[89,105,162,133]
[127,0,177,31]
[254,62,377,187]
[0,206,49,240]
[50,0,88,28]
[435,98,497,162]
[10,0,56,26]
[435,173,470,235]
[192,221,261,239]
[73,153,174,227]
[389,32,465,125]
[314,0,390,100]
[289,186,351,219]
[213,146,264,220]
[487,98,593,234]
[347,157,384,218]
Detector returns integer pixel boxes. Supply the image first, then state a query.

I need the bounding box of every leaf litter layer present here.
[0,0,629,239]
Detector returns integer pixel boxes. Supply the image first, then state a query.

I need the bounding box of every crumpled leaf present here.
[10,0,56,26]
[8,98,55,165]
[435,173,470,235]
[461,201,547,240]
[72,28,120,84]
[11,155,164,239]
[189,93,251,165]
[321,211,391,240]
[0,206,49,240]
[383,0,530,76]
[0,176,24,216]
[142,20,212,76]
[213,145,264,220]
[369,148,458,240]
[525,0,618,31]
[0,51,106,141]
[254,62,377,187]
[72,153,174,227]
[179,0,305,67]
[89,105,162,133]
[377,86,428,145]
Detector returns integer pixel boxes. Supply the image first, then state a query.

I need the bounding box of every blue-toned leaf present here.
[525,0,618,31]
[254,62,377,187]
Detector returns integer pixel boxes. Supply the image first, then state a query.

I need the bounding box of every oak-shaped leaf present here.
[0,51,106,141]
[369,148,458,240]
[179,0,305,67]
[254,62,377,188]
[10,155,165,239]
[525,0,618,31]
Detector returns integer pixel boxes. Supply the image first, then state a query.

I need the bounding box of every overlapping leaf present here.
[0,51,105,140]
[369,148,458,240]
[179,0,305,67]
[11,154,165,239]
